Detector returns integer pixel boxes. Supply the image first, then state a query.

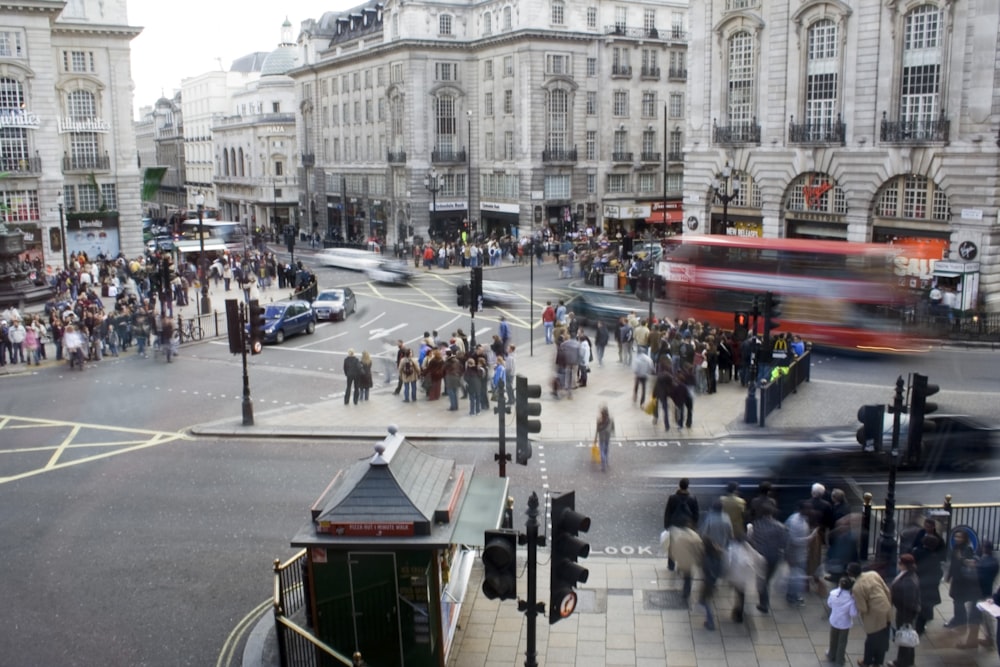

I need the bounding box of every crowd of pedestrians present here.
[657,478,1000,666]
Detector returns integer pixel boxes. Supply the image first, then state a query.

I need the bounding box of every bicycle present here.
[180,319,204,343]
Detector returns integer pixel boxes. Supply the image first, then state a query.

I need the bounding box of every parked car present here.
[259,300,316,344]
[311,288,357,321]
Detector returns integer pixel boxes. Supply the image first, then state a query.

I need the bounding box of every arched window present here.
[483,11,492,36]
[726,31,755,128]
[876,174,948,221]
[229,148,237,177]
[503,6,512,31]
[222,150,230,176]
[805,19,838,138]
[900,4,942,129]
[67,89,96,119]
[238,147,245,177]
[547,88,569,153]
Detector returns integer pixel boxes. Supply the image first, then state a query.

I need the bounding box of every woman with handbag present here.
[888,553,921,667]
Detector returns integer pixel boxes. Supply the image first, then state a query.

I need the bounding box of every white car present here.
[316,248,382,271]
[364,259,415,285]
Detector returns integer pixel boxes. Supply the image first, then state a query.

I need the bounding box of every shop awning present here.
[645,210,682,224]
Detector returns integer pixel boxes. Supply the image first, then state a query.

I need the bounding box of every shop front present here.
[429,200,467,242]
[65,213,120,259]
[710,215,763,237]
[480,201,520,238]
[603,203,650,240]
[644,201,683,236]
[877,231,949,294]
[786,213,848,240]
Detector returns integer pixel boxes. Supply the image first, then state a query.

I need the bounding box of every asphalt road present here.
[2,261,998,666]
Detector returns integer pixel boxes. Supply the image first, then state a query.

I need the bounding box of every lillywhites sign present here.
[0,109,40,128]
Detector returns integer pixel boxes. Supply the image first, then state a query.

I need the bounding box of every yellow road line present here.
[216,598,272,667]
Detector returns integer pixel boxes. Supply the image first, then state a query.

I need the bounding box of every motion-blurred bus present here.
[646,235,919,352]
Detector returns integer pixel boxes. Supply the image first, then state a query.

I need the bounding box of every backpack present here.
[402,359,415,375]
[622,326,633,343]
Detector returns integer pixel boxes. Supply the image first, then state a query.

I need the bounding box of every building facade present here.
[683,0,1000,312]
[293,0,689,248]
[135,92,185,220]
[0,0,142,269]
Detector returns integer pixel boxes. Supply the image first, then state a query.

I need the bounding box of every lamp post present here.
[56,193,67,270]
[424,169,440,239]
[644,229,655,324]
[195,191,211,315]
[712,160,741,234]
[467,110,474,239]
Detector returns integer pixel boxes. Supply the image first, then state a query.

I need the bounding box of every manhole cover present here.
[643,589,687,610]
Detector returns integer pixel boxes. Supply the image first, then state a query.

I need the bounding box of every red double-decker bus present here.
[651,235,920,352]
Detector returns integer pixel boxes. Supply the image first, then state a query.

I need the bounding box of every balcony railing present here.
[668,67,688,80]
[63,154,111,171]
[604,25,688,41]
[880,111,950,143]
[611,65,632,78]
[640,66,660,79]
[713,119,761,145]
[640,151,661,162]
[301,152,315,168]
[667,151,685,162]
[431,149,467,163]
[611,152,634,162]
[0,156,42,175]
[386,150,407,164]
[542,147,578,163]
[788,116,846,144]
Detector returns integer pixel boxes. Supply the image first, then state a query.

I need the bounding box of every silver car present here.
[311,288,357,321]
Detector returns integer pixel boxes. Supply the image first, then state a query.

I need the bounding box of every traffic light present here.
[515,375,541,465]
[456,283,471,308]
[733,311,749,342]
[471,266,484,312]
[248,299,266,355]
[481,529,518,600]
[856,404,885,451]
[907,373,939,461]
[550,491,590,624]
[225,299,243,354]
[761,292,782,363]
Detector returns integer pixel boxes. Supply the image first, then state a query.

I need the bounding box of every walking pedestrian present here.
[888,553,921,667]
[699,500,733,631]
[664,478,699,572]
[593,405,614,472]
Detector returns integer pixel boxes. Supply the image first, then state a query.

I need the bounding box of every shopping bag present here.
[643,396,658,416]
[590,438,601,463]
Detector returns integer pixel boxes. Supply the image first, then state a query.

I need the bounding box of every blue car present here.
[260,300,317,344]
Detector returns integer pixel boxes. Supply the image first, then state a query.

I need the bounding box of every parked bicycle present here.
[179,318,204,343]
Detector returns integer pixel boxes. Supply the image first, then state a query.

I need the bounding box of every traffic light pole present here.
[519,491,544,667]
[495,380,510,478]
[877,375,905,571]
[744,296,760,424]
[239,301,255,426]
[469,266,478,350]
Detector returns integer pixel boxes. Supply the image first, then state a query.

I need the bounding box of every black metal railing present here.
[0,156,42,174]
[640,151,661,162]
[541,147,577,162]
[667,151,685,162]
[604,25,687,40]
[640,66,660,79]
[862,497,1000,562]
[301,153,315,168]
[903,309,1000,345]
[611,65,632,77]
[611,152,633,162]
[62,154,111,171]
[880,111,950,143]
[788,116,846,144]
[386,150,407,163]
[756,350,811,426]
[431,149,467,163]
[713,119,761,145]
[668,67,688,80]
[273,550,360,667]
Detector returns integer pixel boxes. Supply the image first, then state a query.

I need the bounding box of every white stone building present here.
[134,92,185,220]
[0,0,142,268]
[683,0,1000,312]
[293,0,690,248]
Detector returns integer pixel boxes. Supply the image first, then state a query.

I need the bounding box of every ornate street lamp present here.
[424,169,440,239]
[712,161,741,233]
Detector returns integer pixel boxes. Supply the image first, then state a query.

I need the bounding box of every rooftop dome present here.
[260,45,297,76]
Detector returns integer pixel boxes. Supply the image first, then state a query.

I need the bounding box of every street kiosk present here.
[289,427,508,666]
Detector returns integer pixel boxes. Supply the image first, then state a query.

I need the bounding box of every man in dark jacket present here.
[343,349,362,405]
[748,503,788,614]
[664,478,700,571]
